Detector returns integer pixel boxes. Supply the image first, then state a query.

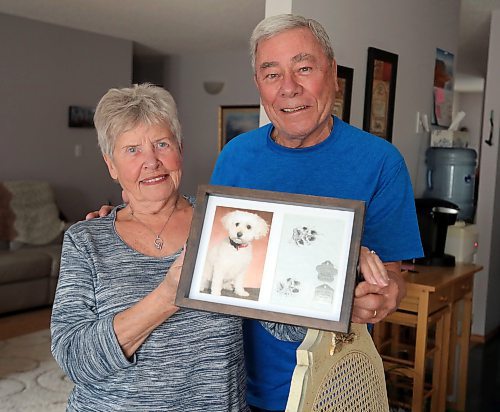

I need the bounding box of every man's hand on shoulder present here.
[85,190,128,220]
[85,205,114,220]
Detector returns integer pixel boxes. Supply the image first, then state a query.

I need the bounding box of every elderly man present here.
[209,14,422,412]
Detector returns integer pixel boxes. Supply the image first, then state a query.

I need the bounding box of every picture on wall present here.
[332,65,353,123]
[68,106,95,128]
[218,105,260,151]
[175,185,365,333]
[432,48,454,127]
[362,47,398,142]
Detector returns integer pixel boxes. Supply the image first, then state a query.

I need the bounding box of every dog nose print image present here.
[200,207,272,300]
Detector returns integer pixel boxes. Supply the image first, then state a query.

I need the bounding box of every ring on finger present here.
[372,310,377,318]
[370,250,377,254]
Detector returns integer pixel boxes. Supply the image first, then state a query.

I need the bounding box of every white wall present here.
[165,50,260,196]
[292,0,461,196]
[0,13,132,222]
[475,9,500,336]
[455,91,484,153]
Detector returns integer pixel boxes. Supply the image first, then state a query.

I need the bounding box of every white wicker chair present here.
[286,323,389,412]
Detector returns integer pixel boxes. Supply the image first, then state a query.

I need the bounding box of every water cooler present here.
[417,147,478,265]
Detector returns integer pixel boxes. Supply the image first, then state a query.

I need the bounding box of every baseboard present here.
[471,325,500,344]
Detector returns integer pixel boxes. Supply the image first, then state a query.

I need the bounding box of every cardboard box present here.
[430,130,469,148]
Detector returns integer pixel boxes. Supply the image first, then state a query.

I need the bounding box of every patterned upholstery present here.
[286,323,389,412]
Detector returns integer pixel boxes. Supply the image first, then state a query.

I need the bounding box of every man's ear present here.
[103,154,118,180]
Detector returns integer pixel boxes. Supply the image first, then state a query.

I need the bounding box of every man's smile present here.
[281,105,309,113]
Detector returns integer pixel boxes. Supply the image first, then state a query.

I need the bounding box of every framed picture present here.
[218,105,260,151]
[175,185,365,333]
[432,48,454,127]
[333,65,353,123]
[362,47,398,142]
[68,106,95,128]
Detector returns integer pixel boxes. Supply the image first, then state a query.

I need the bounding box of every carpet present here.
[0,329,73,411]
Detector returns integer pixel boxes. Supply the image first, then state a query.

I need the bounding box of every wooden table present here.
[373,263,482,411]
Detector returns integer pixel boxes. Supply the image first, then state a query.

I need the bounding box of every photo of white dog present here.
[201,209,269,297]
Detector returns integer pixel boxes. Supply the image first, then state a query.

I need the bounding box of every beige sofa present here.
[0,181,65,315]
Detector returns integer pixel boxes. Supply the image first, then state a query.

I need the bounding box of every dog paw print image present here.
[275,277,301,297]
[292,226,318,246]
[316,260,337,283]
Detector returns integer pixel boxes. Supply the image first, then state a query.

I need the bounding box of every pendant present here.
[154,236,163,250]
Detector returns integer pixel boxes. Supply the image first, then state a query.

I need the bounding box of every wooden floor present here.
[0,307,52,340]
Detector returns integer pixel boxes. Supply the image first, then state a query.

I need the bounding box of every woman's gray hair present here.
[93,83,182,157]
[250,14,335,72]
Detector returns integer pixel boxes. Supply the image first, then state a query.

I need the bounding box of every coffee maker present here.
[415,198,459,266]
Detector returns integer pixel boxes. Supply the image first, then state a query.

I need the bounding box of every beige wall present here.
[0,13,132,221]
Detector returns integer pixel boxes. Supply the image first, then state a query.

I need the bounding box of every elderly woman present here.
[50,84,248,411]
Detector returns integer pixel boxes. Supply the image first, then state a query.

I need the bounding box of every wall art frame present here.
[333,65,354,123]
[362,47,398,142]
[175,184,365,333]
[68,105,95,128]
[218,105,260,151]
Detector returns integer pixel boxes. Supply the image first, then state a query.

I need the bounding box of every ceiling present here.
[0,0,498,88]
[0,0,266,55]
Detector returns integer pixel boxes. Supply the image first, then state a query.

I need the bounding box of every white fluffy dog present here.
[201,210,269,297]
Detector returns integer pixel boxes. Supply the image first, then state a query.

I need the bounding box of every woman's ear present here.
[103,154,118,180]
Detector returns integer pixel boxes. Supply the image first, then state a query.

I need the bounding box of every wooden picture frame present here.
[175,185,365,333]
[362,47,398,142]
[333,65,353,123]
[218,105,260,151]
[68,105,95,128]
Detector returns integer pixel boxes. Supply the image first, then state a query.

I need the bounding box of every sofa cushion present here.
[0,181,65,246]
[0,249,52,285]
[0,278,50,315]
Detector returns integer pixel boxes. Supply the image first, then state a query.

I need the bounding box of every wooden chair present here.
[286,323,389,412]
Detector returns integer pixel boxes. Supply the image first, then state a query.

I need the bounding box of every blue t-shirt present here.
[210,116,423,410]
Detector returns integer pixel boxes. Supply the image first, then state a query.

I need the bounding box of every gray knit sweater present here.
[50,205,249,411]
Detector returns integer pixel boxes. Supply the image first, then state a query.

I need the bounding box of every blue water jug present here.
[424,147,477,221]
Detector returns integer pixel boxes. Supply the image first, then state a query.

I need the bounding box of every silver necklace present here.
[129,198,178,250]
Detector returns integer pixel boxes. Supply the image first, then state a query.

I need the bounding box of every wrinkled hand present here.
[358,246,388,287]
[85,205,114,220]
[161,248,186,307]
[84,190,128,220]
[351,255,404,324]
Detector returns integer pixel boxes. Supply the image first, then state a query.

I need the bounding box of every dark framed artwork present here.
[362,47,398,142]
[432,48,454,127]
[175,184,365,333]
[218,105,260,151]
[68,106,95,128]
[333,65,353,123]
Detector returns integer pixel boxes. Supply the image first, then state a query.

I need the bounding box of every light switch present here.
[74,144,83,157]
